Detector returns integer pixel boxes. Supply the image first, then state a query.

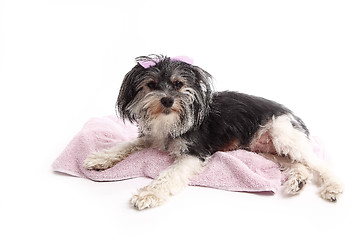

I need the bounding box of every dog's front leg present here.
[83,138,148,171]
[131,155,205,210]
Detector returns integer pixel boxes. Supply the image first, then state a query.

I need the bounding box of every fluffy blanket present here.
[52,116,329,193]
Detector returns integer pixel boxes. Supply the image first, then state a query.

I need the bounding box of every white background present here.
[1,0,359,239]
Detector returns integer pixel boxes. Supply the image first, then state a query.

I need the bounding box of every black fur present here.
[116,55,309,160]
[117,55,212,127]
[184,91,309,158]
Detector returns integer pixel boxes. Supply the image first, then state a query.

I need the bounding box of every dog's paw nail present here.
[330,197,337,202]
[298,180,304,190]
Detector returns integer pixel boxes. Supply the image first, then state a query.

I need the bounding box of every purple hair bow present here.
[138,56,194,69]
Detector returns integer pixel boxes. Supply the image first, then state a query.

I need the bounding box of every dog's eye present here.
[173,81,184,90]
[147,81,156,90]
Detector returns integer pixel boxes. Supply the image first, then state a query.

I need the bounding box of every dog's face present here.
[117,55,212,138]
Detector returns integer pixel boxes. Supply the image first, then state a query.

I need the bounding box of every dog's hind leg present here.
[261,115,343,201]
[260,153,311,194]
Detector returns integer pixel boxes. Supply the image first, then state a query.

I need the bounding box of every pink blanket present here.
[52,116,329,193]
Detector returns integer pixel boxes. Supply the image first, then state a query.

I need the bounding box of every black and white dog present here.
[84,55,343,210]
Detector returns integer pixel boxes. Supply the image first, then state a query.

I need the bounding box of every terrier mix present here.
[84,55,343,210]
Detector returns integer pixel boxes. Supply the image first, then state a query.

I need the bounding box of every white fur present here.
[261,153,311,194]
[257,115,343,201]
[83,138,148,170]
[148,113,179,140]
[83,134,204,210]
[131,155,205,210]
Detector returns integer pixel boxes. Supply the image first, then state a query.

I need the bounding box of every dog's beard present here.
[130,92,196,138]
[146,113,181,139]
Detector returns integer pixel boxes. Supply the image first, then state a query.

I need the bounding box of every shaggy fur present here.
[84,55,343,210]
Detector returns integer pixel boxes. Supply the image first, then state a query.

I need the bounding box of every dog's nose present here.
[160,97,174,108]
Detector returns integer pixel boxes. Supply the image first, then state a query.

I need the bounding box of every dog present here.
[84,54,343,210]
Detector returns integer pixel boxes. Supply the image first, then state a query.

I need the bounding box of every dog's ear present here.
[191,66,213,124]
[116,64,144,122]
[193,65,213,101]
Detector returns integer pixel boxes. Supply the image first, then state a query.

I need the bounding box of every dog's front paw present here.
[83,151,120,171]
[320,181,344,202]
[130,189,167,210]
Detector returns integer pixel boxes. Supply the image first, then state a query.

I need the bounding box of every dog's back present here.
[184,91,308,158]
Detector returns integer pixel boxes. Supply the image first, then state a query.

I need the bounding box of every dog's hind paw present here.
[285,177,307,194]
[320,181,344,202]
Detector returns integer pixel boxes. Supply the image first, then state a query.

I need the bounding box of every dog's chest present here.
[147,136,187,156]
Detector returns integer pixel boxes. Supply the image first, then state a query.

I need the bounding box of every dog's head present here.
[117,55,213,138]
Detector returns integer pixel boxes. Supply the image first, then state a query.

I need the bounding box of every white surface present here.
[1,1,359,239]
